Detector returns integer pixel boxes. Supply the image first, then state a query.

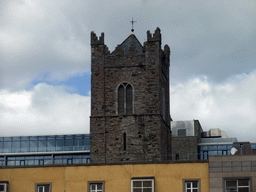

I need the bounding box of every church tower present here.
[90,28,171,164]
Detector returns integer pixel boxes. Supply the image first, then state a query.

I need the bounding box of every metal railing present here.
[0,157,90,167]
[89,152,209,165]
[0,152,223,167]
[0,146,90,154]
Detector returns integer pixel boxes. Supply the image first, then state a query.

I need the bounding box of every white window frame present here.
[88,181,104,192]
[183,180,200,192]
[225,178,250,192]
[131,178,154,192]
[0,183,8,192]
[35,183,51,192]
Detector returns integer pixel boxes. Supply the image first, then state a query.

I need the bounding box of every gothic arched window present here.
[118,83,133,114]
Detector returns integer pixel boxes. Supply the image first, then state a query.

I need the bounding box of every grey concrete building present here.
[209,142,256,191]
[171,120,241,161]
[90,28,172,164]
[171,120,203,161]
[209,155,256,192]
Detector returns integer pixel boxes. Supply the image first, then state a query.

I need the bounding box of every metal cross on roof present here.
[130,17,137,33]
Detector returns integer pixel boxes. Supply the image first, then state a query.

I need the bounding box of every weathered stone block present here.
[210,178,222,188]
[232,167,242,172]
[210,167,222,173]
[223,161,232,167]
[223,167,232,172]
[232,161,242,167]
[210,162,222,168]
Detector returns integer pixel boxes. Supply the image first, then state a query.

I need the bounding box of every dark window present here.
[67,159,72,165]
[126,85,133,114]
[175,154,179,161]
[39,160,44,165]
[208,145,218,151]
[131,179,154,192]
[20,160,25,166]
[0,183,8,192]
[178,129,186,136]
[225,179,250,192]
[118,83,133,114]
[118,85,125,114]
[203,151,208,160]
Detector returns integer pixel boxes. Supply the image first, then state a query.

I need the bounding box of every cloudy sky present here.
[0,0,255,141]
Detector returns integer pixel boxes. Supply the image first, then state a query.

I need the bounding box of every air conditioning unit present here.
[0,183,8,192]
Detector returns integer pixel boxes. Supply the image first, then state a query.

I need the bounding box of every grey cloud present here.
[0,1,90,90]
[1,0,255,90]
[171,70,256,141]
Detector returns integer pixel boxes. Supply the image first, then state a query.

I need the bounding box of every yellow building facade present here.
[0,162,209,192]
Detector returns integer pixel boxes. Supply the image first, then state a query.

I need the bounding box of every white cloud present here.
[0,83,90,136]
[171,70,256,141]
[0,0,90,90]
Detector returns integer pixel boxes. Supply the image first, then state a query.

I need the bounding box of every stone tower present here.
[90,28,171,164]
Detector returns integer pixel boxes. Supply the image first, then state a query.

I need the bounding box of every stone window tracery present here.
[118,83,133,114]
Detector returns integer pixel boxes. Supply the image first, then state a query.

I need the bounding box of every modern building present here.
[0,134,90,167]
[171,120,203,161]
[171,120,256,161]
[209,154,256,192]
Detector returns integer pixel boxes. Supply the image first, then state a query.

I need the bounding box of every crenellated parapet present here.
[91,31,104,45]
[104,46,110,55]
[111,44,123,56]
[164,44,170,59]
[147,27,161,43]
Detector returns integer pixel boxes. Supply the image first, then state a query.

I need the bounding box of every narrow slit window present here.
[123,133,126,150]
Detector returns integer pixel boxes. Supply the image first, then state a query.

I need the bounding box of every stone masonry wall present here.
[90,28,171,164]
[171,136,198,161]
[194,120,203,143]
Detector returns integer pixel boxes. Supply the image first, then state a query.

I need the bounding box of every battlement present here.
[164,44,170,57]
[147,27,161,42]
[91,31,104,45]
